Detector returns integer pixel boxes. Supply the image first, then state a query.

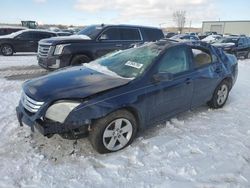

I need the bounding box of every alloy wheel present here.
[217,84,228,105]
[103,118,133,151]
[2,46,13,56]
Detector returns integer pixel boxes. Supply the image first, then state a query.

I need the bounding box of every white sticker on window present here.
[125,61,143,69]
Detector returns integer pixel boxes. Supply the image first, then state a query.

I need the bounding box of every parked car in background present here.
[170,34,200,41]
[56,32,72,36]
[0,26,26,36]
[164,32,177,38]
[17,40,238,153]
[0,29,57,56]
[212,36,250,59]
[185,32,199,36]
[202,34,222,43]
[37,24,165,70]
[199,31,218,40]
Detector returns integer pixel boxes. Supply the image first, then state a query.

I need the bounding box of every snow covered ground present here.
[0,54,250,188]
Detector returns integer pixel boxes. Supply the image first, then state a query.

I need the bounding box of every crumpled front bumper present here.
[16,102,89,137]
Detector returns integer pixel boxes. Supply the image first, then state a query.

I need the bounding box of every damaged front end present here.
[16,92,91,139]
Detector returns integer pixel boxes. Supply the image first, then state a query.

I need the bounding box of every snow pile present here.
[0,55,250,187]
[0,53,37,69]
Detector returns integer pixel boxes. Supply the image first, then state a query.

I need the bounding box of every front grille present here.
[21,92,44,113]
[38,44,51,58]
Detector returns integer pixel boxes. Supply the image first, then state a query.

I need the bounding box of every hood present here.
[23,66,130,102]
[39,34,92,45]
[0,34,13,39]
[213,42,235,48]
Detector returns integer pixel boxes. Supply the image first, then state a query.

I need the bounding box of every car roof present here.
[153,39,208,48]
[20,29,56,34]
[88,24,161,30]
[0,25,26,29]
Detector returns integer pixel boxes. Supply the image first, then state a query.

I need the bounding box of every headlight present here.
[45,101,81,123]
[54,44,69,55]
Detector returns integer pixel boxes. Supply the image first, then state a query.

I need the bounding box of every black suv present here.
[212,36,250,59]
[0,29,57,56]
[37,24,164,69]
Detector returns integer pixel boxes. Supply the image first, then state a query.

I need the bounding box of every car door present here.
[144,45,194,123]
[189,46,222,108]
[236,38,247,57]
[13,31,35,52]
[95,27,124,58]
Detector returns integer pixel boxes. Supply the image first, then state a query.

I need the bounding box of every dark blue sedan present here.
[16,40,238,153]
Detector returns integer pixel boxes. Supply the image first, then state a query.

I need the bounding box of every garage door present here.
[210,25,223,34]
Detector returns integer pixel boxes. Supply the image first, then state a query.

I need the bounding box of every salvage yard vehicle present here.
[0,26,26,36]
[170,34,200,41]
[212,36,250,59]
[16,40,238,153]
[37,24,165,70]
[0,29,57,56]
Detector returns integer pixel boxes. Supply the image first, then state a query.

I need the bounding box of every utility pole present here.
[189,20,192,32]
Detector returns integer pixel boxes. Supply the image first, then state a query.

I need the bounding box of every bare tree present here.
[173,10,186,34]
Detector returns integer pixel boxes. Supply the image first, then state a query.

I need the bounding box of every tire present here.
[89,110,138,154]
[1,44,14,56]
[208,80,230,109]
[71,55,90,66]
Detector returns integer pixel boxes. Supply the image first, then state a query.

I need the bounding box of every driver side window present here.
[158,46,189,74]
[17,32,33,40]
[100,28,121,41]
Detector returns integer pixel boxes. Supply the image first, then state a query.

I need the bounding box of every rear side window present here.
[142,28,164,41]
[40,32,54,39]
[33,32,52,40]
[120,28,141,41]
[192,48,212,68]
[158,46,189,74]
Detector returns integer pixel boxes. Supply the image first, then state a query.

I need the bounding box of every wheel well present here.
[123,107,141,131]
[70,53,92,64]
[222,77,233,90]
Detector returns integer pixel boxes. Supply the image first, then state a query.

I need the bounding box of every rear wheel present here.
[1,44,14,56]
[208,80,230,109]
[71,55,90,66]
[89,110,138,154]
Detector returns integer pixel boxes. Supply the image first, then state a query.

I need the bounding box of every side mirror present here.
[152,72,173,82]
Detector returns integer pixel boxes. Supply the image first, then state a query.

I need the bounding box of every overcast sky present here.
[1,0,249,27]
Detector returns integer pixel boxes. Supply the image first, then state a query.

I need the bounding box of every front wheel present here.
[1,44,14,56]
[89,110,138,154]
[71,55,90,66]
[208,80,230,109]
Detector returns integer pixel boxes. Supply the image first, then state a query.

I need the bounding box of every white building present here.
[202,20,250,35]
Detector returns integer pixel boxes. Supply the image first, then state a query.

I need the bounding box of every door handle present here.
[115,44,123,47]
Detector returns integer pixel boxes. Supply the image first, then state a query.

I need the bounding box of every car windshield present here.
[77,25,103,39]
[215,37,238,44]
[84,43,163,79]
